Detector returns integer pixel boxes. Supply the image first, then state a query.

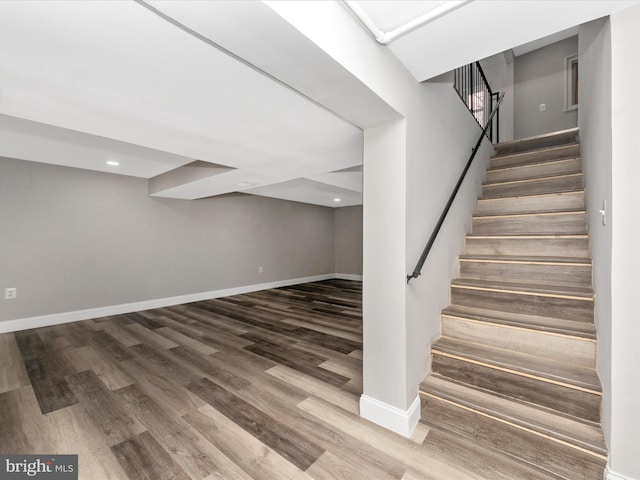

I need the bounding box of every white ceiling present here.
[356,0,640,81]
[1,0,638,207]
[0,0,363,207]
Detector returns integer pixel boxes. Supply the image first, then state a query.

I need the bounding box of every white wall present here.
[578,14,613,452]
[0,157,336,324]
[405,73,494,403]
[360,77,491,434]
[514,36,579,139]
[608,6,640,479]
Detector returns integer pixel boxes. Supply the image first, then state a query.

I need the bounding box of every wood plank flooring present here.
[0,279,556,479]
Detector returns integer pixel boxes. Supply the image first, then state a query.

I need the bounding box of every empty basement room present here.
[2,1,640,480]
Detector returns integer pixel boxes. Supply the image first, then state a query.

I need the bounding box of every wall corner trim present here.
[359,394,420,438]
[0,273,357,334]
[606,467,637,480]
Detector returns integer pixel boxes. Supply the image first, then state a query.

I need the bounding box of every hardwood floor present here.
[1,279,557,479]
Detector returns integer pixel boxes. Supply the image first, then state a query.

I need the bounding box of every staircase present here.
[419,128,608,479]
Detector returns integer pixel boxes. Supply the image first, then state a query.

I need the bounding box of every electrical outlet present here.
[5,287,17,300]
[539,103,546,112]
[258,266,264,274]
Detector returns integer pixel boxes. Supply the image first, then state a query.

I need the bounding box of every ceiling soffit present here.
[0,0,365,207]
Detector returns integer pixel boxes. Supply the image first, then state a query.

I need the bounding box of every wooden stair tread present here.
[432,337,602,392]
[492,128,579,157]
[488,156,581,173]
[451,278,594,299]
[475,191,586,215]
[491,143,580,163]
[459,254,591,266]
[467,233,589,239]
[478,190,584,202]
[483,172,582,188]
[420,374,607,456]
[442,305,597,339]
[493,128,578,150]
[491,142,580,159]
[481,177,584,200]
[473,209,586,219]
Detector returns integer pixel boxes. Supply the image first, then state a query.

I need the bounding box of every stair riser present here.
[451,287,594,323]
[431,354,601,422]
[441,319,596,367]
[459,261,592,288]
[476,191,585,215]
[442,307,598,340]
[472,213,587,235]
[483,174,583,199]
[491,144,580,168]
[420,394,605,480]
[486,158,582,183]
[465,237,590,257]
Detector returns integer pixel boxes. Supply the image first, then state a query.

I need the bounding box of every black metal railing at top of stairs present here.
[454,61,501,144]
[407,89,505,284]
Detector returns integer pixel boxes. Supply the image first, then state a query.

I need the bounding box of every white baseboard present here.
[359,394,420,438]
[334,273,363,281]
[0,273,357,334]
[606,467,637,480]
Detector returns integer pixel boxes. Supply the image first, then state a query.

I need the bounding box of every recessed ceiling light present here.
[333,198,342,203]
[106,161,120,166]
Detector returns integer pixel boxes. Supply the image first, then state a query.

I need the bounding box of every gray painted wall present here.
[0,157,338,323]
[334,205,363,275]
[580,11,640,479]
[514,36,578,139]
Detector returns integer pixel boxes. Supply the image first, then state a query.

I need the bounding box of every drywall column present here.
[607,7,640,480]
[265,1,421,435]
[360,118,417,436]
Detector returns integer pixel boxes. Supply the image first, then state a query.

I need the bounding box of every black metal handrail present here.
[407,92,505,283]
[454,62,500,143]
[491,91,500,143]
